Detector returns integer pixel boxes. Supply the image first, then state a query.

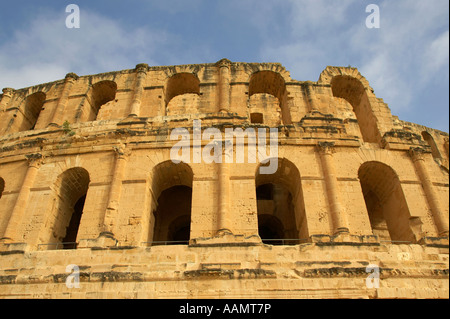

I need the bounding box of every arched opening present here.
[152,188,192,244]
[165,73,200,115]
[150,161,193,245]
[421,131,441,160]
[22,92,46,130]
[248,71,291,125]
[49,167,90,249]
[331,75,380,143]
[258,214,285,245]
[358,161,415,243]
[87,80,117,121]
[62,194,86,249]
[255,158,307,244]
[0,177,4,199]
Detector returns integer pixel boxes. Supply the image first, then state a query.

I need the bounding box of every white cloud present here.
[1,1,447,131]
[286,0,357,34]
[257,0,362,81]
[254,0,448,123]
[422,30,450,79]
[354,1,448,113]
[0,8,171,90]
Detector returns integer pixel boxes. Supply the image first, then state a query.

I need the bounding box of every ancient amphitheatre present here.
[0,59,448,298]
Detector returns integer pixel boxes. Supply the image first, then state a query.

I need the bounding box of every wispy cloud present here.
[353,1,449,110]
[250,0,448,130]
[0,8,171,89]
[0,1,447,131]
[421,30,450,80]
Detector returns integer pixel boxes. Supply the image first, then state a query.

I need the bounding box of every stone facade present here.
[0,60,448,299]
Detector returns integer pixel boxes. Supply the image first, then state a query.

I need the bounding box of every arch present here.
[331,75,380,143]
[22,91,46,130]
[358,161,415,243]
[255,158,308,244]
[151,160,193,200]
[249,71,286,100]
[87,80,117,121]
[248,71,291,124]
[48,167,90,249]
[165,73,200,106]
[150,161,193,245]
[421,131,442,160]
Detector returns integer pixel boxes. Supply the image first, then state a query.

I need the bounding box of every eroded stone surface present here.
[0,61,448,298]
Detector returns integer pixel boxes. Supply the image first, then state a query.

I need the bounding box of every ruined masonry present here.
[0,59,448,298]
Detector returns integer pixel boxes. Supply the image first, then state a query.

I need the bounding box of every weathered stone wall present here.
[0,242,448,299]
[0,60,448,299]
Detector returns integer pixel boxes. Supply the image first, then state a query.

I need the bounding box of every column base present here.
[216,228,233,236]
[418,236,449,248]
[0,240,28,252]
[334,227,350,234]
[77,233,118,249]
[439,230,449,237]
[310,233,380,244]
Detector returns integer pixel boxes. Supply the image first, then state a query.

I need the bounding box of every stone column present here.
[1,154,43,243]
[0,88,14,112]
[216,59,231,113]
[409,147,449,236]
[318,142,349,234]
[48,73,79,127]
[216,140,232,235]
[101,145,131,237]
[301,82,317,112]
[128,63,148,117]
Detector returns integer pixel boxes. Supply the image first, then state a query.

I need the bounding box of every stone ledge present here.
[189,233,262,247]
[310,233,380,246]
[418,236,449,249]
[0,242,28,254]
[183,268,276,279]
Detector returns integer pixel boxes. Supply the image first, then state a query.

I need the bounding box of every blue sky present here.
[0,0,448,132]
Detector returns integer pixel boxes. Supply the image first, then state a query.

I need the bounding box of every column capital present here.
[215,58,232,68]
[409,147,428,162]
[25,153,44,168]
[1,88,14,112]
[65,72,79,82]
[2,87,15,97]
[317,141,336,155]
[135,63,149,74]
[113,144,132,159]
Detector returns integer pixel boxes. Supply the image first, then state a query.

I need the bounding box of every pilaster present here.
[48,73,79,127]
[1,153,43,244]
[216,59,231,113]
[317,142,349,234]
[128,63,149,117]
[409,147,449,236]
[0,87,14,112]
